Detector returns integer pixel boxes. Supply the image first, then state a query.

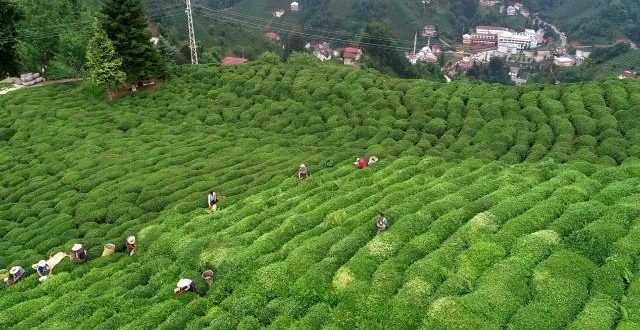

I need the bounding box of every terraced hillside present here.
[1,62,640,329]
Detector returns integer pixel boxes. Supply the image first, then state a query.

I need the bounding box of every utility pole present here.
[185,0,198,64]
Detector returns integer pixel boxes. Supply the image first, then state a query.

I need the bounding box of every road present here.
[534,16,567,48]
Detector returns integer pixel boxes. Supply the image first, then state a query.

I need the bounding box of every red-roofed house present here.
[221,57,248,65]
[265,32,280,41]
[343,47,362,65]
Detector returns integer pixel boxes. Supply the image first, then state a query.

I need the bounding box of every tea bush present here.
[1,63,640,328]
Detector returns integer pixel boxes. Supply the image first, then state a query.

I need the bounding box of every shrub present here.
[0,128,17,141]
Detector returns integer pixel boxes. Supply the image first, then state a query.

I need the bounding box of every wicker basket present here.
[102,244,116,256]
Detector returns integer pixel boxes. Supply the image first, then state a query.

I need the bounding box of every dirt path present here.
[0,78,83,96]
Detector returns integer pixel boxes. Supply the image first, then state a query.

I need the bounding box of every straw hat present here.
[9,266,20,275]
[72,243,82,252]
[38,260,46,267]
[177,278,192,288]
[127,236,136,244]
[300,163,306,167]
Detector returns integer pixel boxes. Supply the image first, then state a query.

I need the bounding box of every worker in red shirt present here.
[126,236,137,256]
[353,157,367,169]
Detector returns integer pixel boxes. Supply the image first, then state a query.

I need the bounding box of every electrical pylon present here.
[185,0,198,64]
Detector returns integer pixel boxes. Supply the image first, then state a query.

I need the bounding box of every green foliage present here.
[101,0,166,83]
[0,0,22,77]
[1,63,640,329]
[86,25,126,99]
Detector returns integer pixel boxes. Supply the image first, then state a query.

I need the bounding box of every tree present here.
[56,31,89,79]
[359,21,416,78]
[101,0,165,83]
[0,0,22,77]
[15,0,83,77]
[284,27,305,60]
[155,36,177,63]
[86,25,126,101]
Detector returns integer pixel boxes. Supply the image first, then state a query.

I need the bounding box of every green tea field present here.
[1,62,640,329]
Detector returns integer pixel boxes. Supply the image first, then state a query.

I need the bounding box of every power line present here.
[193,4,419,47]
[194,7,415,52]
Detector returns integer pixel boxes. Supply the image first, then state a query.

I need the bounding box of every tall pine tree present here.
[101,0,165,83]
[0,0,23,77]
[86,24,126,101]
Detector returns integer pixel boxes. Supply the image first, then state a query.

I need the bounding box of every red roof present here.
[343,47,361,58]
[221,57,248,65]
[265,32,279,40]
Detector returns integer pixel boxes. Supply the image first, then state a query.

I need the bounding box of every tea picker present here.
[126,236,137,256]
[207,191,218,211]
[174,278,197,297]
[32,260,51,281]
[353,157,367,169]
[4,266,26,286]
[70,243,88,263]
[298,164,308,180]
[376,212,388,233]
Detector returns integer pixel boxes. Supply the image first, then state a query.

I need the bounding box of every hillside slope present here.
[1,63,640,329]
[589,49,640,80]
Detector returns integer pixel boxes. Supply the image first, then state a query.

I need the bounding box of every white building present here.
[554,56,575,66]
[575,49,591,59]
[290,2,300,11]
[476,26,511,35]
[497,29,538,50]
[506,6,517,15]
[475,26,538,51]
[273,9,285,17]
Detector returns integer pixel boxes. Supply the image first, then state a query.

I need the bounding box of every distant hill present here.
[140,0,639,60]
[521,0,639,44]
[589,49,640,80]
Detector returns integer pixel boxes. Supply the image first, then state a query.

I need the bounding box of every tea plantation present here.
[1,62,640,329]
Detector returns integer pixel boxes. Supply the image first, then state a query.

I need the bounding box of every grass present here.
[1,61,640,329]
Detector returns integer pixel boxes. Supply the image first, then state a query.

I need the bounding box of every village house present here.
[265,32,280,41]
[221,57,248,65]
[479,0,501,7]
[342,47,362,65]
[290,2,300,11]
[273,9,285,18]
[506,6,517,15]
[553,56,575,67]
[422,25,437,37]
[305,42,333,61]
[406,46,438,64]
[618,71,637,80]
[458,57,475,71]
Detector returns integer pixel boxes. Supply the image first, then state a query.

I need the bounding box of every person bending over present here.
[376,212,388,233]
[298,164,308,180]
[174,278,197,297]
[207,191,218,211]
